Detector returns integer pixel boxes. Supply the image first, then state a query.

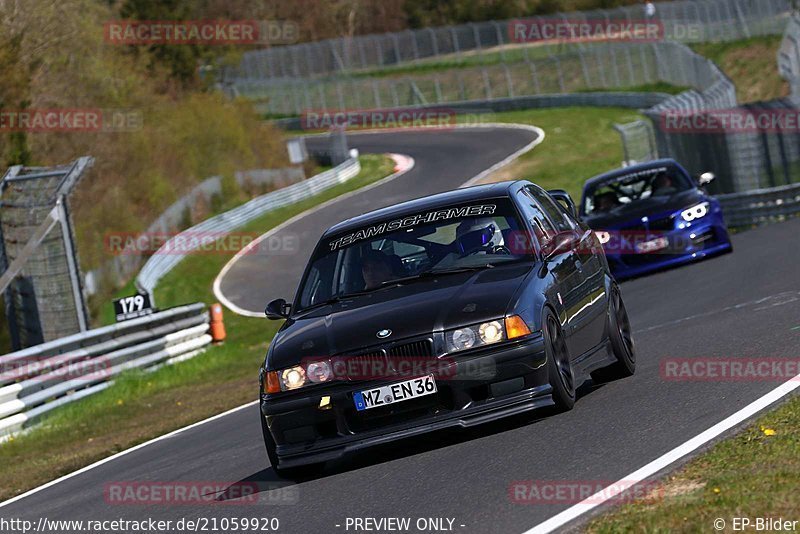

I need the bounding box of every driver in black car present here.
[455,217,505,255]
[361,249,396,290]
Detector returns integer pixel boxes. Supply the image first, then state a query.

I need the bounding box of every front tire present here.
[543,310,575,411]
[594,285,636,381]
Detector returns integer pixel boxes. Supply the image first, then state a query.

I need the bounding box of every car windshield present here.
[295,198,530,311]
[583,165,694,216]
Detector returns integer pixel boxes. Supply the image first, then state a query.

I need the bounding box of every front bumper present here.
[261,334,549,468]
[604,215,732,280]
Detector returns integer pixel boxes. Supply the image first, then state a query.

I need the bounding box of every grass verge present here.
[691,35,788,103]
[588,393,800,532]
[473,106,644,200]
[0,154,395,501]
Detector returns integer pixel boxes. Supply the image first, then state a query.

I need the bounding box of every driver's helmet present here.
[455,217,504,253]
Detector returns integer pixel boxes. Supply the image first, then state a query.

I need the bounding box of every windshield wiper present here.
[299,285,396,313]
[380,264,495,287]
[301,264,499,313]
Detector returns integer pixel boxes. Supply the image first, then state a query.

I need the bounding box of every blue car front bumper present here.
[602,213,732,280]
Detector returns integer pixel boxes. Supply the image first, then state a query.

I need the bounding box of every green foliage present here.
[118,0,204,86]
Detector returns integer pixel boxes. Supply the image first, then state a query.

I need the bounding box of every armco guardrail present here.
[717,182,800,227]
[0,303,210,438]
[136,156,360,302]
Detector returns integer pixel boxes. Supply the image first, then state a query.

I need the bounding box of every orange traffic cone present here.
[210,303,227,343]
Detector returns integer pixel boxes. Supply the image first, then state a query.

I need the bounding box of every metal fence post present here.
[427,27,439,56]
[56,197,88,332]
[529,61,541,94]
[553,56,565,92]
[503,64,514,97]
[482,68,492,99]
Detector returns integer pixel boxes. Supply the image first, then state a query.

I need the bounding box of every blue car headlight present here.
[595,230,611,244]
[680,202,709,222]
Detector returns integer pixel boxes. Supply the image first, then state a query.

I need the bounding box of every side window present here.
[516,190,555,250]
[526,185,574,233]
[553,199,580,229]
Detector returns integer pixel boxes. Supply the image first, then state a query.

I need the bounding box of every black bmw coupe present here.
[259,180,635,476]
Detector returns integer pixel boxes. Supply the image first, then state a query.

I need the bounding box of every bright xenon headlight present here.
[447,320,507,353]
[280,366,307,390]
[266,359,335,393]
[479,321,504,343]
[595,231,611,244]
[680,202,709,222]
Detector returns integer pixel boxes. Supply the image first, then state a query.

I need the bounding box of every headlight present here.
[265,359,335,393]
[446,318,529,353]
[306,360,333,383]
[595,231,611,244]
[450,327,478,351]
[680,202,709,222]
[479,321,504,343]
[280,366,306,390]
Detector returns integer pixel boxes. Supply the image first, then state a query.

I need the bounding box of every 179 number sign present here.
[113,292,154,322]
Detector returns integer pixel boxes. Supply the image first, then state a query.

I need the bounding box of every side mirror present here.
[265,298,291,320]
[548,189,578,218]
[543,232,576,261]
[697,172,715,186]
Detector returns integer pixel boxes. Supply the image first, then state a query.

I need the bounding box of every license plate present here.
[636,237,668,253]
[353,374,437,411]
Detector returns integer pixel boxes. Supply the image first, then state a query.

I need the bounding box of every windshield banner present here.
[328,203,497,251]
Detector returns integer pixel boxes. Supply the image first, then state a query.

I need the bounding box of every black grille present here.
[334,350,388,381]
[334,339,434,381]
[388,339,433,359]
[624,215,675,233]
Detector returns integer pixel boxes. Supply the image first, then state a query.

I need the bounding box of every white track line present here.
[523,375,800,534]
[0,400,258,509]
[215,123,545,316]
[0,123,544,506]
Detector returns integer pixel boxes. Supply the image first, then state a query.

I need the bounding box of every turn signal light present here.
[505,315,532,339]
[264,371,281,394]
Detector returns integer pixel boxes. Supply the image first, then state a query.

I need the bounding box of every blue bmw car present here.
[580,159,732,280]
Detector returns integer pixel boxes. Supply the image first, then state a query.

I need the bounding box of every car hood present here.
[582,189,705,229]
[267,262,534,369]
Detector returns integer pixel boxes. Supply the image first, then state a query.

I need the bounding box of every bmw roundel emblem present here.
[376,329,392,339]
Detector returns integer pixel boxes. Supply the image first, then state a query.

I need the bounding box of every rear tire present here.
[543,310,575,411]
[594,285,636,382]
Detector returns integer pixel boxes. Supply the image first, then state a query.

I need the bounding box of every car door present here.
[515,188,585,358]
[527,186,608,357]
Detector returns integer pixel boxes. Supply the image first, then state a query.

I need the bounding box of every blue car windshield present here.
[296,198,530,311]
[584,166,694,216]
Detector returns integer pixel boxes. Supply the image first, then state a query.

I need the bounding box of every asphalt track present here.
[2,127,800,534]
